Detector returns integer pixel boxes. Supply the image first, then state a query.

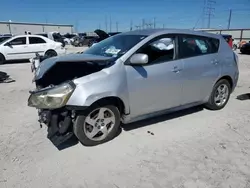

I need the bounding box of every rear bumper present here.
[56,48,66,56]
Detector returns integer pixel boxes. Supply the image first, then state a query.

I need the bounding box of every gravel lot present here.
[0,49,250,188]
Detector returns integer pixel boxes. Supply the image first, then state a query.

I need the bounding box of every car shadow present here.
[122,105,204,131]
[56,106,204,150]
[56,135,79,151]
[236,93,250,101]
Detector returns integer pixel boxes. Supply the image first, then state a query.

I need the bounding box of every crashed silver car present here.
[28,29,239,147]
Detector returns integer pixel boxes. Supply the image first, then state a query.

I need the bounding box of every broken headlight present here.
[28,82,75,109]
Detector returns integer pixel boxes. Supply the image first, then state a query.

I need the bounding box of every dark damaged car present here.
[28,29,239,148]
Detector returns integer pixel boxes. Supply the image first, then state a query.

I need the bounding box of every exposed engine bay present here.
[35,61,107,88]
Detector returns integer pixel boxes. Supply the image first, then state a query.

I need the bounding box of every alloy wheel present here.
[214,84,229,106]
[83,107,116,141]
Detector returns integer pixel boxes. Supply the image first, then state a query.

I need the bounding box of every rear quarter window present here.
[209,38,220,53]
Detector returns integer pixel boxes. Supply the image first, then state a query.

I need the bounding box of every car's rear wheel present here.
[205,79,231,110]
[45,50,57,58]
[73,104,121,146]
[0,53,5,65]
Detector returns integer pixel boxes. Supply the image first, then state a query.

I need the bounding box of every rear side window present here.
[29,37,46,44]
[209,38,220,53]
[179,35,219,59]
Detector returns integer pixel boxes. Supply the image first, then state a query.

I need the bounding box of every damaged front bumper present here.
[38,108,76,147]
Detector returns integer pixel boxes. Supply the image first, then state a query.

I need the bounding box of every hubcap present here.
[214,84,229,106]
[83,107,115,141]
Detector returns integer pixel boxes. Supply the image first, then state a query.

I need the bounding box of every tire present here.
[205,79,231,110]
[45,50,57,58]
[73,103,121,146]
[233,44,237,51]
[0,53,5,65]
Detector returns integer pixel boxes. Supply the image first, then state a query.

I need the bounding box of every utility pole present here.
[153,17,156,28]
[109,16,112,32]
[202,0,207,28]
[130,20,133,31]
[105,16,107,32]
[227,9,232,29]
[116,22,118,32]
[142,19,145,29]
[206,0,216,28]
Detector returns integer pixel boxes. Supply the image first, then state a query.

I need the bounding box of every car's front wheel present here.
[0,53,5,65]
[73,104,121,146]
[205,79,231,110]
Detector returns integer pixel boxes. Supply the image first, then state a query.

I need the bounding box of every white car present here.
[0,35,66,64]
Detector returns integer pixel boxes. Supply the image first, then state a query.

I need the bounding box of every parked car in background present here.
[240,42,250,54]
[221,34,236,50]
[0,36,12,43]
[63,33,77,45]
[0,34,66,64]
[36,32,65,47]
[88,29,121,47]
[0,34,13,37]
[28,29,239,148]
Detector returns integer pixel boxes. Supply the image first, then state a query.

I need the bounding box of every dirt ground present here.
[0,49,250,188]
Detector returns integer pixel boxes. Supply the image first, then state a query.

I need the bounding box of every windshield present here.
[83,34,147,58]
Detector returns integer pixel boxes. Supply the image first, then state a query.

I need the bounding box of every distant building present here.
[0,21,74,35]
[196,28,250,42]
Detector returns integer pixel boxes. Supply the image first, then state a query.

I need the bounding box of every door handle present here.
[172,66,182,73]
[211,59,219,65]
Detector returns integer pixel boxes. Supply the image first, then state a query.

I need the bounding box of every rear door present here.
[4,36,28,60]
[27,36,47,57]
[178,34,221,105]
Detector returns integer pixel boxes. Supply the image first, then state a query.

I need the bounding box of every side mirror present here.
[129,53,148,65]
[4,42,11,47]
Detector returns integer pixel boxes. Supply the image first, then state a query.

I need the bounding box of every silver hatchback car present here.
[28,29,239,147]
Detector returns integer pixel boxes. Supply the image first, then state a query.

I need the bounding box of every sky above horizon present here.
[1,0,250,32]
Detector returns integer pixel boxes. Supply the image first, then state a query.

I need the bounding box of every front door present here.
[125,35,184,118]
[4,36,28,60]
[178,34,221,104]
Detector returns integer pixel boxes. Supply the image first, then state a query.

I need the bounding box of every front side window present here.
[9,37,26,45]
[29,37,46,44]
[136,36,175,64]
[83,34,147,59]
[179,35,219,58]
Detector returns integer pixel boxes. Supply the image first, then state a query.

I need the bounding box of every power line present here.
[205,0,216,28]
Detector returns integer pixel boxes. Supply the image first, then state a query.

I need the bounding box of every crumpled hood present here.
[35,53,113,80]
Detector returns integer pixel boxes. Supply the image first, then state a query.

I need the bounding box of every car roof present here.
[13,34,47,37]
[120,28,221,39]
